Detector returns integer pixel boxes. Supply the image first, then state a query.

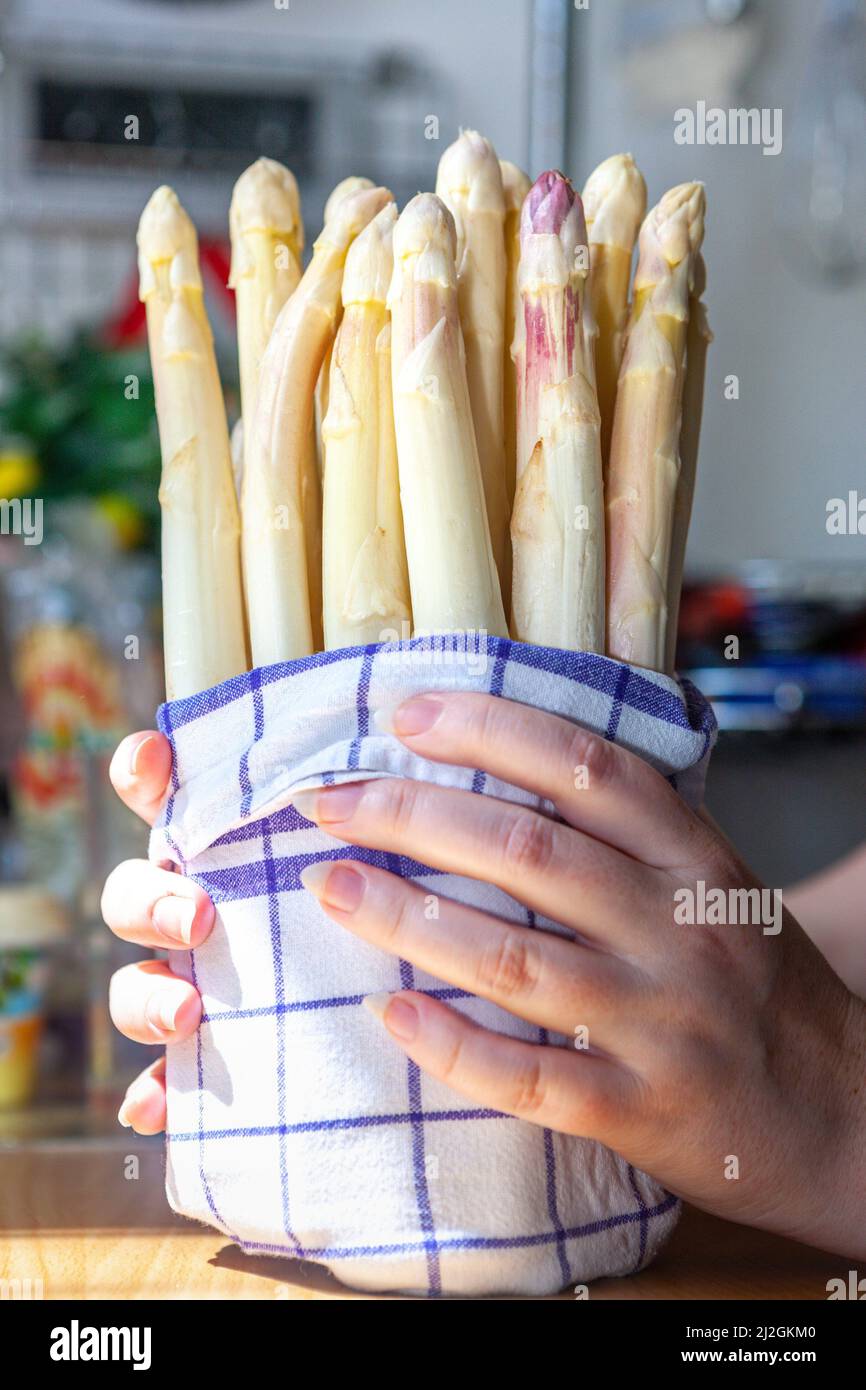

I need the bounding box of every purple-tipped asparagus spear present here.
[510,170,605,653]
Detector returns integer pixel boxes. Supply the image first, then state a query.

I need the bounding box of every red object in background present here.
[677,582,750,643]
[101,239,235,348]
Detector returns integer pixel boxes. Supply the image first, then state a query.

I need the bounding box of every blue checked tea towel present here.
[150,635,716,1297]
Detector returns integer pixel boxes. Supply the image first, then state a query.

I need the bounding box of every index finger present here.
[109,731,173,827]
[376,692,717,873]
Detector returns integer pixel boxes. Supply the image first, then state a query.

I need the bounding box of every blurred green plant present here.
[0,333,162,549]
[0,951,31,1011]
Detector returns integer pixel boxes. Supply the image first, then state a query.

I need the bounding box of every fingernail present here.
[364,992,419,1042]
[152,896,197,945]
[117,1079,150,1130]
[300,862,366,912]
[145,991,180,1035]
[375,697,444,737]
[292,782,366,826]
[117,1078,148,1128]
[129,733,157,779]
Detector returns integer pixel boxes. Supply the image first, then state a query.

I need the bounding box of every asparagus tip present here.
[316,185,393,255]
[137,186,200,299]
[323,175,376,226]
[137,186,195,262]
[522,170,583,237]
[392,192,457,268]
[582,153,647,249]
[229,157,302,245]
[520,172,588,289]
[437,129,505,213]
[342,201,397,307]
[648,181,706,265]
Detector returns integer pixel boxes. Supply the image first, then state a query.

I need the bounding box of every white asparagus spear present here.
[510,171,605,652]
[581,154,647,471]
[664,253,712,673]
[227,158,324,649]
[500,159,531,509]
[316,175,377,468]
[138,186,247,699]
[321,202,411,648]
[243,184,392,666]
[388,193,508,638]
[229,157,303,477]
[436,131,511,597]
[606,182,706,671]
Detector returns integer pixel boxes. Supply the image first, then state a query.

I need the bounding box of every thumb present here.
[109,732,173,827]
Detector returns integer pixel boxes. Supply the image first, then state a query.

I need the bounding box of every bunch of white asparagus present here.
[137,136,709,700]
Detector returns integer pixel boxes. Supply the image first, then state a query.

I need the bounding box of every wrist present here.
[832,990,866,1254]
[767,934,866,1260]
[798,984,866,1260]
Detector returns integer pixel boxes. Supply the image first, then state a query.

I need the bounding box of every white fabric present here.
[150,636,715,1297]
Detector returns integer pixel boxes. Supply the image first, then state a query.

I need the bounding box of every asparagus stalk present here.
[500,159,531,509]
[316,175,376,457]
[321,202,412,648]
[606,182,706,671]
[138,186,247,700]
[229,157,303,477]
[228,158,324,648]
[510,171,605,653]
[243,183,392,666]
[581,154,647,470]
[388,193,508,638]
[664,253,712,673]
[436,131,510,597]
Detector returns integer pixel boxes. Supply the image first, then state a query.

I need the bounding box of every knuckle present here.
[575,966,618,1018]
[380,778,420,839]
[698,830,739,881]
[566,725,614,791]
[577,1078,621,1138]
[380,881,415,950]
[500,811,557,879]
[509,1057,548,1117]
[437,1029,467,1091]
[469,694,507,752]
[476,930,541,1001]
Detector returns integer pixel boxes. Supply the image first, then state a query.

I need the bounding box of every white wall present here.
[569,0,866,571]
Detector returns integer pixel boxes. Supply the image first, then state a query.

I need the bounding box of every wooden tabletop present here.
[0,1140,845,1300]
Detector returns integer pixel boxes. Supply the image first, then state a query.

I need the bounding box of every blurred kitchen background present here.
[0,0,865,1140]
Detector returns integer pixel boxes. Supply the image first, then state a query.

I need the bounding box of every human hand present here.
[293,691,866,1258]
[101,732,215,1133]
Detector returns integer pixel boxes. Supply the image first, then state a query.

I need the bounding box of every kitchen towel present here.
[150,634,716,1297]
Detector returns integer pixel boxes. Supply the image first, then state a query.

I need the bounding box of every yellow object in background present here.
[95,493,146,550]
[0,888,68,1109]
[0,1014,42,1109]
[0,448,39,498]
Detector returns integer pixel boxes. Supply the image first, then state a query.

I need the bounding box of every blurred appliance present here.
[679,562,866,731]
[687,656,866,732]
[0,0,447,337]
[0,0,391,230]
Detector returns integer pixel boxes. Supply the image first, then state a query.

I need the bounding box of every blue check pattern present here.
[151,636,715,1297]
